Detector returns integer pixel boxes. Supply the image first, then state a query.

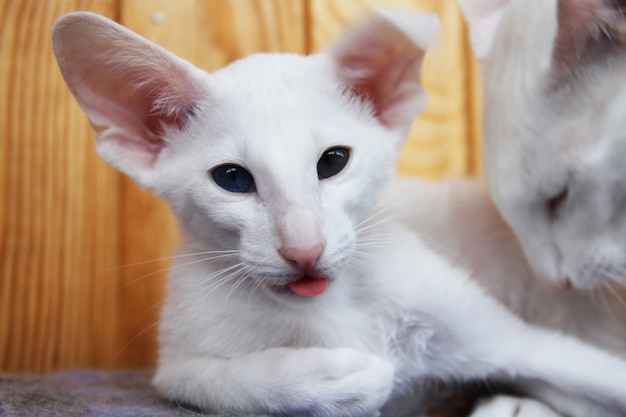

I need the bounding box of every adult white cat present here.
[458,0,626,291]
[53,11,626,417]
[383,178,626,416]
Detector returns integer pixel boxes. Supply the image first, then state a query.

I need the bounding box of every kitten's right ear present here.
[456,0,510,59]
[52,12,209,188]
[331,10,439,141]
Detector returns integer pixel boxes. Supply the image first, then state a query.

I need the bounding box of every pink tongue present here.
[288,276,328,297]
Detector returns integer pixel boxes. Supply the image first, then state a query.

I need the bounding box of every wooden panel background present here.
[0,0,481,372]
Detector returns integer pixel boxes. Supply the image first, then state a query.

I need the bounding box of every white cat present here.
[383,178,626,416]
[53,11,626,417]
[457,0,626,291]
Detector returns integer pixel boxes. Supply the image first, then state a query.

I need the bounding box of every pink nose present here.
[280,244,324,272]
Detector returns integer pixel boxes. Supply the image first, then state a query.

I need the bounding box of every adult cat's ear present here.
[456,0,510,59]
[331,10,439,138]
[52,12,208,188]
[552,1,626,80]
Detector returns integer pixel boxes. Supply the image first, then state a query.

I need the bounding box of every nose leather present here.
[280,244,325,272]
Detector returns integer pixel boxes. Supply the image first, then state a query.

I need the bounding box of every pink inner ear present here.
[552,0,626,82]
[139,82,199,137]
[342,50,422,128]
[53,12,210,179]
[332,15,428,131]
[75,59,203,171]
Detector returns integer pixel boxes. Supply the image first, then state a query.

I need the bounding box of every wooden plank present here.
[0,0,120,372]
[114,0,308,368]
[310,0,477,178]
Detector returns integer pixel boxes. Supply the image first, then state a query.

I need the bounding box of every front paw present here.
[272,347,394,417]
[469,396,562,417]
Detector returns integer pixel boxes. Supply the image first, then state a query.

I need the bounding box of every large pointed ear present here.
[52,12,209,188]
[552,0,626,81]
[330,10,439,138]
[456,0,510,59]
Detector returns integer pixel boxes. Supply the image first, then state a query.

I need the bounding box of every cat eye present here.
[211,164,256,193]
[317,147,350,179]
[547,186,569,219]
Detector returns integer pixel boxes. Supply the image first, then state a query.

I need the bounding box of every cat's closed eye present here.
[317,147,350,179]
[211,164,256,193]
[546,185,569,219]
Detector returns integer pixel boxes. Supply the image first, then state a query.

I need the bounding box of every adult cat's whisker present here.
[597,264,626,285]
[603,284,626,311]
[589,287,612,314]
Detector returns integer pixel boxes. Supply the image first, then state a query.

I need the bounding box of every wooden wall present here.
[0,0,481,372]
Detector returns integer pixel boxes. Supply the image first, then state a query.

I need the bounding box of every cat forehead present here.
[203,52,370,143]
[208,53,347,124]
[213,52,334,93]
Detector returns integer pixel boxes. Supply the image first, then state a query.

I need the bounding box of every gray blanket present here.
[0,370,275,417]
[0,370,480,416]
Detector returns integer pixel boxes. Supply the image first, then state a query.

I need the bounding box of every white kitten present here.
[458,0,626,291]
[53,11,626,417]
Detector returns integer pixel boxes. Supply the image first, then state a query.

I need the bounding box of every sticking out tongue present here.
[288,276,328,297]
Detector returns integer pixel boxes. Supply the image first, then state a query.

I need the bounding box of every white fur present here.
[382,178,626,415]
[460,0,626,290]
[53,11,626,417]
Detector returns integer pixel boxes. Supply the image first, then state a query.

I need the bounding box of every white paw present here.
[272,347,395,417]
[469,395,563,417]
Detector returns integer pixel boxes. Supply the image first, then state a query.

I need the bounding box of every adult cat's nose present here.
[280,244,325,272]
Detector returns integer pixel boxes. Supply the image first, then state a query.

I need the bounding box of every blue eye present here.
[317,147,350,179]
[211,164,255,193]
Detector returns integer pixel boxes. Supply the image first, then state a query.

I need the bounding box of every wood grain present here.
[0,0,120,372]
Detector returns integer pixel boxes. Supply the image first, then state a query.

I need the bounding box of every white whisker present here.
[603,283,626,311]
[196,263,249,298]
[125,252,241,286]
[110,249,241,270]
[112,320,160,365]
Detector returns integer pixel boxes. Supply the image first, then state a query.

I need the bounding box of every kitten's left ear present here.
[331,10,439,138]
[52,12,209,189]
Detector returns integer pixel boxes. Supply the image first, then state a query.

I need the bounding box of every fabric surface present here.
[0,370,275,417]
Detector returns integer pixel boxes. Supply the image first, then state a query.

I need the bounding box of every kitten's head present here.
[459,0,626,289]
[52,11,437,302]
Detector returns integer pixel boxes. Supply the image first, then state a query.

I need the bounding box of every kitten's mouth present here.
[287,275,328,297]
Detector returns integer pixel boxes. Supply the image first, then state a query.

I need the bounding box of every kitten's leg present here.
[153,346,394,417]
[470,396,562,417]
